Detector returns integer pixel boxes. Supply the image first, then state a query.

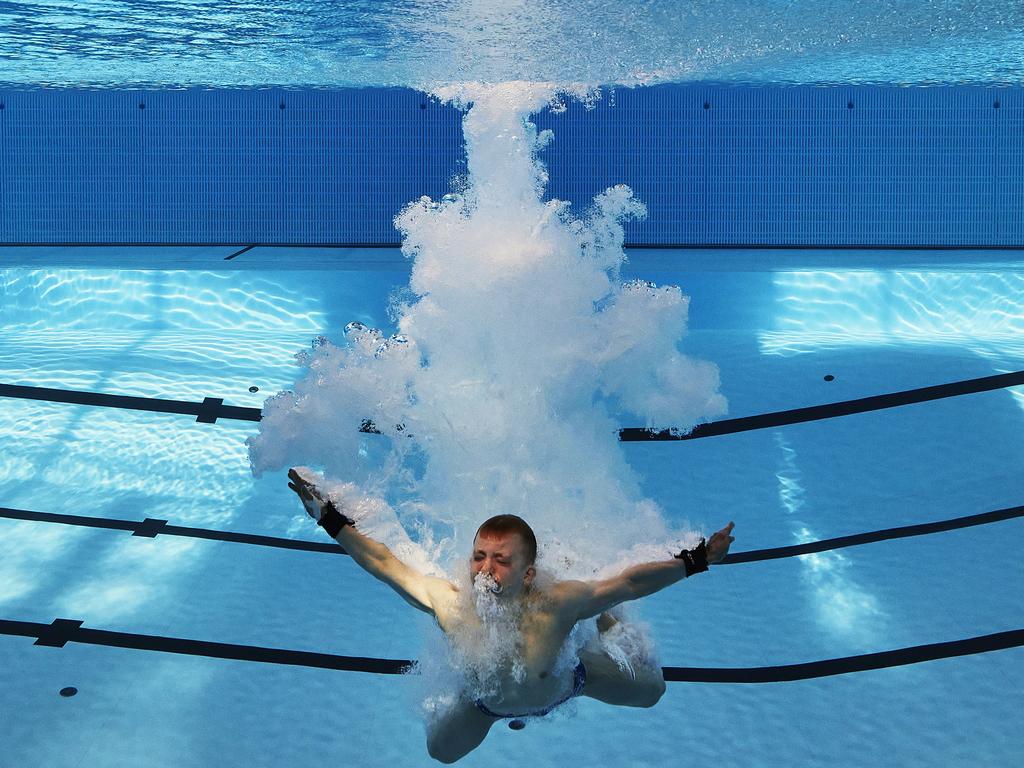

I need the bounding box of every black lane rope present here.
[2,617,1020,683]
[2,504,1021,562]
[2,369,1023,433]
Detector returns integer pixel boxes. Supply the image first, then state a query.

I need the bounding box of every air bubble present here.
[374,334,410,358]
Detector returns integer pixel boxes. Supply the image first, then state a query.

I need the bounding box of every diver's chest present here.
[517,613,572,667]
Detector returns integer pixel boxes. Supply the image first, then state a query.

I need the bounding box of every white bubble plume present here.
[247,78,726,605]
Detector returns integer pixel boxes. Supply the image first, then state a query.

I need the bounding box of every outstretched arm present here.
[558,522,735,622]
[287,467,456,617]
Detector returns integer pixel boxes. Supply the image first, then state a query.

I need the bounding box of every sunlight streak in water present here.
[0,267,332,620]
[774,432,886,645]
[760,269,1024,356]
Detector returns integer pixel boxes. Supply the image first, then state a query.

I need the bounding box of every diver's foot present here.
[597,612,619,634]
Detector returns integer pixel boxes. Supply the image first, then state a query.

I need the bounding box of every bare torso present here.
[431,581,582,712]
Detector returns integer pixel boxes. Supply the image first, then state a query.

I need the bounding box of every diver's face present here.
[470,532,535,598]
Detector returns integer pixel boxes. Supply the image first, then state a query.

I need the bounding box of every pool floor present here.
[0,246,1021,767]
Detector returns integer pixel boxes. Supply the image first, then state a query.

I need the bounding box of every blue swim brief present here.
[474,660,587,721]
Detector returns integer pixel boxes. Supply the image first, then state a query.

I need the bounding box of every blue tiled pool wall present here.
[0,83,1021,246]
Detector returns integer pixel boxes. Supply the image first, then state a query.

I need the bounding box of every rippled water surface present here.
[1,0,1022,87]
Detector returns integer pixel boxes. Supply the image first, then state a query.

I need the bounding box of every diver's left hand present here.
[706,522,735,564]
[287,466,329,522]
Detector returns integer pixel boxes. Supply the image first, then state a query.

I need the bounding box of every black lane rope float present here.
[1,369,1023,435]
[2,504,1021,562]
[2,617,1020,683]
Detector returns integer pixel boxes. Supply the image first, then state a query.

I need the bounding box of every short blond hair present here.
[474,514,537,564]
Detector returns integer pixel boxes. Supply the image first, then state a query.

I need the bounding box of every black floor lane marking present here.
[5,242,1024,250]
[662,629,1024,683]
[2,504,1020,561]
[5,619,410,674]
[619,370,1024,441]
[3,618,1020,683]
[34,619,84,648]
[4,370,1022,436]
[721,504,1024,564]
[0,383,247,424]
[0,507,345,553]
[224,245,255,261]
[132,518,169,538]
[0,507,139,533]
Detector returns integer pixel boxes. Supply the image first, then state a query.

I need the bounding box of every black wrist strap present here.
[317,501,354,538]
[674,538,709,577]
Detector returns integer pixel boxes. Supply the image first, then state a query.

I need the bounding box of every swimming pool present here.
[0,244,1021,766]
[2,1,1024,765]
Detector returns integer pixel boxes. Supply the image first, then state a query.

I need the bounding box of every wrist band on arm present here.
[674,538,709,577]
[317,501,354,538]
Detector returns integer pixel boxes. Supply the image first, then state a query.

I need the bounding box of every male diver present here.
[288,466,735,764]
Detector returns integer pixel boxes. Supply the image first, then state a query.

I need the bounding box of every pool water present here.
[0,245,1021,767]
[2,1,1024,88]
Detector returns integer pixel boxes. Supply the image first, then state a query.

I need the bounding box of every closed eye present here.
[472,554,509,565]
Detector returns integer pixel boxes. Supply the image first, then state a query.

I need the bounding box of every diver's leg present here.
[425,698,497,764]
[580,614,666,708]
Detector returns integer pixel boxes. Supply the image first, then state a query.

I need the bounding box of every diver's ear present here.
[524,565,536,586]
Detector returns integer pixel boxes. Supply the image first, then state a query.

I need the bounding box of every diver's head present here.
[471,514,537,600]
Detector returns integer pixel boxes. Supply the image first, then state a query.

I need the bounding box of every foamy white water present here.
[247,82,726,583]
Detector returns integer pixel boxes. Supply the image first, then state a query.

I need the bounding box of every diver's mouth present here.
[475,572,504,595]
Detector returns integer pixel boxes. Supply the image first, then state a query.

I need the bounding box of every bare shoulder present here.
[542,579,592,621]
[425,576,461,624]
[539,574,635,623]
[425,574,460,603]
[547,579,589,599]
